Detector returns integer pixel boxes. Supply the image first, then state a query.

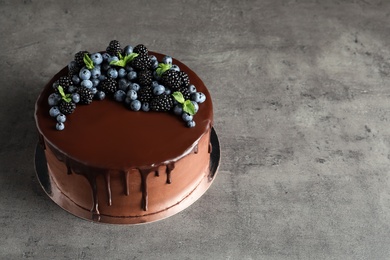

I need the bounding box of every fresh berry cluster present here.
[47,40,207,130]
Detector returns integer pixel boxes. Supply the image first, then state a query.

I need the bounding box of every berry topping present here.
[50,41,206,129]
[150,94,174,112]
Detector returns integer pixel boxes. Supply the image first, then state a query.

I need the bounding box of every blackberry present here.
[74,51,89,67]
[131,54,151,71]
[150,94,174,112]
[138,86,153,103]
[99,78,118,94]
[137,70,153,87]
[179,71,190,87]
[77,87,94,104]
[133,44,148,55]
[59,100,76,115]
[68,61,80,77]
[106,40,122,56]
[161,70,181,90]
[178,86,191,100]
[56,76,73,93]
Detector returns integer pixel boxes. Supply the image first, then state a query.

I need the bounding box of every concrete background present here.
[1,0,390,259]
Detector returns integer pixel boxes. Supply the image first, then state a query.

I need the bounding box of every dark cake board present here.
[35,128,220,225]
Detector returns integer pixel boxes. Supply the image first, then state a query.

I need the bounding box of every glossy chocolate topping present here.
[35,52,213,170]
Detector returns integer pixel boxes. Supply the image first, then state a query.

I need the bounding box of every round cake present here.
[34,41,216,224]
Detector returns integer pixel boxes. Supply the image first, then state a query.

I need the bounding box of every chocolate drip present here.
[66,159,72,175]
[38,134,46,150]
[105,172,112,206]
[125,171,130,196]
[139,169,152,211]
[87,175,100,220]
[194,144,198,154]
[165,163,175,184]
[155,170,159,177]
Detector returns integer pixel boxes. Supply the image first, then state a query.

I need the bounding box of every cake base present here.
[35,128,220,224]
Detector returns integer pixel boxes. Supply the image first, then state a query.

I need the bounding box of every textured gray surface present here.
[2,0,390,259]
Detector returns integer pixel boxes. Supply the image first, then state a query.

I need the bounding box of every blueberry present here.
[151,60,158,69]
[49,106,61,117]
[91,78,100,88]
[114,90,126,102]
[81,79,93,89]
[79,67,91,80]
[162,55,173,65]
[118,68,127,78]
[102,53,111,61]
[187,120,196,128]
[153,71,161,80]
[90,87,98,95]
[171,65,180,72]
[127,89,137,100]
[101,62,111,72]
[130,100,141,111]
[151,81,159,88]
[56,122,65,131]
[149,55,157,63]
[191,101,199,113]
[125,65,134,72]
[56,113,66,123]
[188,84,197,93]
[95,90,106,100]
[124,45,133,55]
[124,96,132,105]
[141,102,150,112]
[90,53,103,65]
[72,93,80,103]
[68,61,79,72]
[129,83,140,92]
[153,85,165,95]
[107,56,119,64]
[52,81,59,90]
[90,67,101,79]
[182,112,193,122]
[98,75,107,81]
[107,68,118,79]
[127,71,137,81]
[68,85,77,93]
[48,93,61,106]
[72,75,81,85]
[118,78,130,91]
[191,92,206,103]
[164,89,171,95]
[173,104,183,115]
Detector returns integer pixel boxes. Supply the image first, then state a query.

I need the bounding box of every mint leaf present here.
[172,91,185,104]
[110,53,138,67]
[58,85,72,103]
[110,59,126,67]
[156,63,172,77]
[123,53,138,65]
[183,100,195,115]
[83,53,94,70]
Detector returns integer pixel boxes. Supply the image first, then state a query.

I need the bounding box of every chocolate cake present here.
[34,41,217,224]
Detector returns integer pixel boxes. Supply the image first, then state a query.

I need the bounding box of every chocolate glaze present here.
[35,52,213,220]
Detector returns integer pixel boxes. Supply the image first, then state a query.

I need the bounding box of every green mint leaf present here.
[83,53,94,70]
[123,53,138,65]
[58,85,65,97]
[110,59,126,67]
[156,63,172,77]
[183,100,195,115]
[172,91,185,104]
[118,52,123,60]
[58,85,72,103]
[63,94,72,103]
